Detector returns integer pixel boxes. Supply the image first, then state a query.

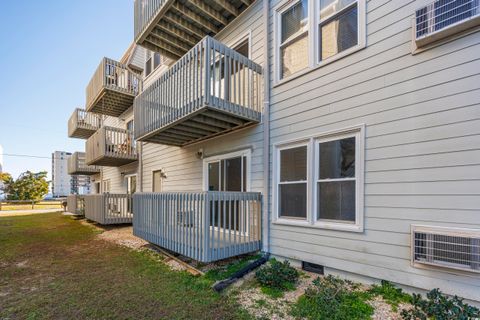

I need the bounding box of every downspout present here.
[262,0,271,255]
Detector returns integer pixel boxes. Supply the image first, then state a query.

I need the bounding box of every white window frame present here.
[202,149,252,192]
[273,139,311,226]
[313,128,364,232]
[124,174,137,194]
[273,124,365,232]
[274,0,366,83]
[275,0,311,82]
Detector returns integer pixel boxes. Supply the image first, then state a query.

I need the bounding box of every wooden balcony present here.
[133,191,262,262]
[68,108,102,139]
[84,194,133,225]
[86,58,142,117]
[85,126,137,167]
[134,36,262,146]
[134,0,255,60]
[68,152,101,175]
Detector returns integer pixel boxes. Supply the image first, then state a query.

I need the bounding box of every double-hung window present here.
[275,125,364,232]
[276,0,365,81]
[279,0,309,79]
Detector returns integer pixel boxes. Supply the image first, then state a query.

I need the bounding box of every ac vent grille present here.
[415,0,480,40]
[412,225,480,273]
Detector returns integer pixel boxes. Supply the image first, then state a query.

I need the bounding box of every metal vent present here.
[412,225,480,273]
[415,0,480,43]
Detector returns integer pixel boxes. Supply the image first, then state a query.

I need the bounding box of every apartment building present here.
[51,151,72,197]
[68,0,480,303]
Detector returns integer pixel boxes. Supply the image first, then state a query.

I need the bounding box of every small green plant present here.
[291,275,374,320]
[255,258,299,297]
[368,280,411,311]
[401,288,480,320]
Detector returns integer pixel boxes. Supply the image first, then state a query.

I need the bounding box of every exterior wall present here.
[51,151,72,197]
[267,0,480,302]
[140,0,266,195]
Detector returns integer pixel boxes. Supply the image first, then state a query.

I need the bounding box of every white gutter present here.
[262,0,271,254]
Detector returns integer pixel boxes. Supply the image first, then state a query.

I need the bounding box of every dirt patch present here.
[94,225,148,250]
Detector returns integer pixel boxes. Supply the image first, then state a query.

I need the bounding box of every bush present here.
[255,259,299,294]
[291,275,374,320]
[368,280,411,311]
[401,288,480,320]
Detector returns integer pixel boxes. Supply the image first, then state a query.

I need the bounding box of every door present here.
[125,175,136,213]
[207,154,248,232]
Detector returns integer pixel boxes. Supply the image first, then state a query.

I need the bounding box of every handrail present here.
[134,0,170,42]
[134,36,263,140]
[86,58,143,110]
[68,152,100,175]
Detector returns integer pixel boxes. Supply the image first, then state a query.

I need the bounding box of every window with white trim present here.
[275,0,365,81]
[279,0,309,79]
[277,144,308,219]
[274,125,364,231]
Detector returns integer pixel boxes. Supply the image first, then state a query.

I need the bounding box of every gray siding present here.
[140,0,266,195]
[268,0,480,302]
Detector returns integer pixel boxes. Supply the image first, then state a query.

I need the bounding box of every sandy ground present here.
[0,209,64,217]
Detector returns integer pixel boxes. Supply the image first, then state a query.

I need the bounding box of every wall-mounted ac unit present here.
[412,225,480,273]
[415,0,480,47]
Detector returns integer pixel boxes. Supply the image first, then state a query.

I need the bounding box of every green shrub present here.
[291,275,374,320]
[401,288,480,320]
[368,280,411,311]
[255,259,299,294]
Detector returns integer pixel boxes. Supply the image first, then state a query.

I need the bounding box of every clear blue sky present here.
[0,0,133,181]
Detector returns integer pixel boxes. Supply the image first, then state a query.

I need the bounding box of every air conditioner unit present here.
[415,0,480,47]
[411,225,480,273]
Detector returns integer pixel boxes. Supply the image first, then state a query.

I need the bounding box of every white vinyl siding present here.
[269,0,480,303]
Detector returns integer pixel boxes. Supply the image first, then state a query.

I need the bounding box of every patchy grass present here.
[368,280,412,312]
[0,212,250,320]
[291,275,374,320]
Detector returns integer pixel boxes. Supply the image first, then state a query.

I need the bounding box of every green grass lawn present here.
[0,201,63,211]
[0,213,250,320]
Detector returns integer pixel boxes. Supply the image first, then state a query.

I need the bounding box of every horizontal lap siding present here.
[141,0,266,194]
[269,0,480,301]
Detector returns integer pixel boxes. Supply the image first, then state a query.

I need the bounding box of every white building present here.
[51,151,72,197]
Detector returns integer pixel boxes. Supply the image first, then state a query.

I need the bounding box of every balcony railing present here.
[84,194,133,225]
[85,126,137,167]
[68,108,102,139]
[134,0,254,59]
[134,36,262,146]
[67,195,85,216]
[68,152,100,175]
[133,191,262,262]
[86,58,142,117]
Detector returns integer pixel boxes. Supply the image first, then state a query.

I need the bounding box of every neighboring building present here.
[51,151,72,197]
[68,0,480,304]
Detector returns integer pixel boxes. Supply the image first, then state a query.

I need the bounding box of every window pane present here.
[145,57,152,76]
[320,0,356,19]
[279,183,307,218]
[319,137,355,179]
[280,146,307,182]
[281,0,308,43]
[317,180,355,222]
[225,157,242,192]
[320,6,358,60]
[208,162,220,191]
[153,53,161,69]
[281,34,309,78]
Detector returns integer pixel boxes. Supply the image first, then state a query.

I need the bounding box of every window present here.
[145,51,162,77]
[102,180,111,193]
[126,120,134,132]
[153,170,164,192]
[278,0,309,79]
[274,125,364,231]
[316,135,356,223]
[275,0,365,81]
[319,0,358,61]
[277,145,308,219]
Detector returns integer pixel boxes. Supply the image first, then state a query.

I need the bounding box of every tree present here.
[0,171,50,201]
